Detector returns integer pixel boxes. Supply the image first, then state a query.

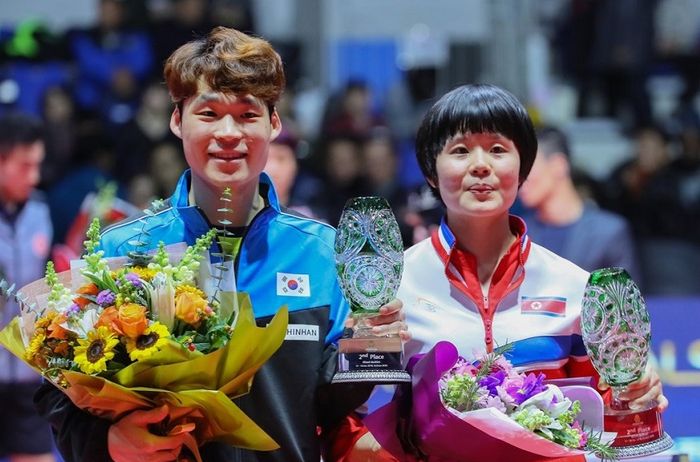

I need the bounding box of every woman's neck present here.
[448,213,516,293]
[189,175,263,227]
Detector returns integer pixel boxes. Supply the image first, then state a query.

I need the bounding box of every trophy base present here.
[609,433,674,459]
[604,400,673,458]
[331,369,411,384]
[332,336,411,384]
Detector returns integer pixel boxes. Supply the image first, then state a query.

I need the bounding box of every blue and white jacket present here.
[0,193,52,383]
[36,171,365,462]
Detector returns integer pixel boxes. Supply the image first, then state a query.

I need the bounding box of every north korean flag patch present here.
[521,296,567,317]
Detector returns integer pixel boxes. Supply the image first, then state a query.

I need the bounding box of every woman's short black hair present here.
[415,84,537,199]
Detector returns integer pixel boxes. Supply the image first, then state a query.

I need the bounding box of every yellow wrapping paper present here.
[0,292,288,456]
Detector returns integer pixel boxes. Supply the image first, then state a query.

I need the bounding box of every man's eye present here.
[242,112,259,119]
[198,111,216,117]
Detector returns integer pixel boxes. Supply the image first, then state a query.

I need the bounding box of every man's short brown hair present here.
[164,27,285,109]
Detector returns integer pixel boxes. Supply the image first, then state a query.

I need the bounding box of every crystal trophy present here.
[332,197,410,384]
[581,267,673,458]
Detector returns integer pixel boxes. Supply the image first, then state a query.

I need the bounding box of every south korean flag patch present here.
[276,272,311,297]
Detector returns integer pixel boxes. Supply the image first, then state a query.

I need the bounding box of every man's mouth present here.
[210,151,246,160]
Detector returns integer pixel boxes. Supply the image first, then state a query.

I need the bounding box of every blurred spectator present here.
[313,136,368,225]
[565,0,656,128]
[127,173,158,210]
[68,0,153,126]
[210,0,255,32]
[641,109,700,243]
[360,128,411,245]
[39,85,78,189]
[53,181,140,271]
[0,112,55,462]
[402,184,443,246]
[47,128,123,245]
[114,80,178,183]
[321,80,385,139]
[599,124,671,237]
[149,141,187,199]
[519,125,641,280]
[655,0,700,110]
[264,126,321,217]
[150,0,213,77]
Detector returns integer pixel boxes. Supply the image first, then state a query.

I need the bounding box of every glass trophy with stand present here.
[581,267,673,458]
[332,197,410,384]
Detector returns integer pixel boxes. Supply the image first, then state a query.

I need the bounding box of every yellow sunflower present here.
[73,326,119,374]
[25,331,46,362]
[125,322,170,361]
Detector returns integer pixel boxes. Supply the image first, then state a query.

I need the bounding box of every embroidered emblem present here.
[276,272,311,297]
[521,296,566,316]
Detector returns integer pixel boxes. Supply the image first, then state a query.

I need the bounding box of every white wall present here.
[0,0,96,31]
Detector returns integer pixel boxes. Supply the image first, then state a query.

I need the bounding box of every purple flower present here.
[125,272,143,288]
[66,303,81,317]
[96,289,116,306]
[506,372,547,404]
[479,369,506,396]
[573,421,587,447]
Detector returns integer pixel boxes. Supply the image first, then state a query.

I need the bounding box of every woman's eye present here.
[242,112,259,119]
[491,145,507,154]
[198,111,216,117]
[451,146,469,154]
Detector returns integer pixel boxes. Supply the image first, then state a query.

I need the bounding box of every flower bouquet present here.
[365,341,616,462]
[0,217,288,461]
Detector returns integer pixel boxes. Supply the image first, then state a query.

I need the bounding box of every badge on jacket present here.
[276,272,311,297]
[520,296,566,316]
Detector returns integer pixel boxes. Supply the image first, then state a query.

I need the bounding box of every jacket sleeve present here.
[34,380,112,462]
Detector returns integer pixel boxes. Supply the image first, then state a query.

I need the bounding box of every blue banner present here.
[648,296,700,437]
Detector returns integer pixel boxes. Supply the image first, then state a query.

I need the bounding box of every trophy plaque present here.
[332,197,410,384]
[581,267,673,458]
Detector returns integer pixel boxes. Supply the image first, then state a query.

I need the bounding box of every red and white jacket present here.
[400,216,597,379]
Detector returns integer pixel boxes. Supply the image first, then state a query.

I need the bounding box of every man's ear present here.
[170,106,183,139]
[270,108,282,141]
[551,152,571,178]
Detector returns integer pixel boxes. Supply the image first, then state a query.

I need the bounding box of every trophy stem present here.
[611,386,631,411]
[352,312,381,338]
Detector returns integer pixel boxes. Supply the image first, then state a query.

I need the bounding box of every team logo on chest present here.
[521,296,567,316]
[276,272,311,297]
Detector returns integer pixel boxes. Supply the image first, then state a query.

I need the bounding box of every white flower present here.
[519,384,573,418]
[148,272,176,330]
[62,307,101,337]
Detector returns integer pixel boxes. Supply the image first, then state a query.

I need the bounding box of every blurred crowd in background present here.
[1,0,700,295]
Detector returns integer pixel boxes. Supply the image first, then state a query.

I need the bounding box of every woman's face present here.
[432,132,520,220]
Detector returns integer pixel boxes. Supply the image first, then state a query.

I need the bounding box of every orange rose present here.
[96,306,122,335]
[117,303,148,338]
[73,283,99,309]
[175,292,208,326]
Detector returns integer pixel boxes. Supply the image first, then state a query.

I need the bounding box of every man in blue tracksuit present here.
[0,112,55,462]
[35,27,404,462]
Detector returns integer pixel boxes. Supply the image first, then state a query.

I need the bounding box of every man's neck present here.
[189,175,264,227]
[536,181,584,226]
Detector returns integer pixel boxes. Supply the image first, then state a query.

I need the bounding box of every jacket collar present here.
[170,170,282,211]
[169,170,282,237]
[431,214,531,266]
